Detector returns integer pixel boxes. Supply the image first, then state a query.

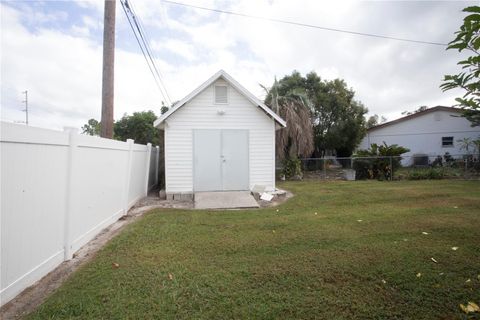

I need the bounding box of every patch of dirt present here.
[0,194,192,320]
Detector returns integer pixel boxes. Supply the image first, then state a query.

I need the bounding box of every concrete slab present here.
[195,191,259,209]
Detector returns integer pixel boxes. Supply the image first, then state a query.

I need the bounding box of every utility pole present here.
[22,90,28,125]
[100,0,116,138]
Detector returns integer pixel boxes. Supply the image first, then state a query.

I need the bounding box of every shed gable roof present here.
[153,70,286,128]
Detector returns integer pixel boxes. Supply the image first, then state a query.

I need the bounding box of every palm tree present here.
[457,137,473,154]
[262,80,314,160]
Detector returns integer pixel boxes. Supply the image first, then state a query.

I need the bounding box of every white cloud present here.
[151,39,197,62]
[1,4,163,129]
[82,15,102,30]
[1,0,476,131]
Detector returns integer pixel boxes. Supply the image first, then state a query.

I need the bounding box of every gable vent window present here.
[442,136,454,147]
[215,85,228,104]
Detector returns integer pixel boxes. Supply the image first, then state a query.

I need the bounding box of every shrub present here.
[353,142,410,180]
[443,152,455,166]
[406,168,445,180]
[432,155,443,167]
[282,156,302,179]
[352,159,373,179]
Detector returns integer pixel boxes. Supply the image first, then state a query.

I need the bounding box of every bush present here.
[352,159,372,179]
[282,156,302,179]
[432,155,443,167]
[353,142,410,180]
[443,152,456,166]
[406,168,445,180]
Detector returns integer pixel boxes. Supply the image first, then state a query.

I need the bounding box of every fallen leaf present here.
[168,273,173,280]
[422,232,429,235]
[469,302,480,312]
[416,273,422,278]
[112,263,119,269]
[460,302,480,313]
[466,279,471,283]
[431,257,438,263]
[451,246,459,251]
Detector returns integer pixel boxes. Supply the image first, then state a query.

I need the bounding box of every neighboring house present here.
[359,106,480,164]
[154,70,286,199]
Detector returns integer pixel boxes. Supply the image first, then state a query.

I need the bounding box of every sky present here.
[0,0,475,130]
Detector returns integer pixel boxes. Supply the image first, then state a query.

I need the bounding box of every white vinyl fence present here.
[0,122,159,306]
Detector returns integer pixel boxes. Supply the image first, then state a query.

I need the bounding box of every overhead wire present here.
[120,0,172,105]
[126,0,172,105]
[162,0,449,47]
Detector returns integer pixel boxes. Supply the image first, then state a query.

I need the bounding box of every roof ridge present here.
[368,106,462,131]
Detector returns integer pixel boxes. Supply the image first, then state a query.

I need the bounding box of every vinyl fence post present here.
[144,143,152,195]
[63,127,78,261]
[155,146,159,187]
[123,139,134,215]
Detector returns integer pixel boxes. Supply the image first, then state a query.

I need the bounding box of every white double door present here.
[193,129,249,192]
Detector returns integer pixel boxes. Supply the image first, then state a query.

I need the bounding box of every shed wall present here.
[164,79,275,193]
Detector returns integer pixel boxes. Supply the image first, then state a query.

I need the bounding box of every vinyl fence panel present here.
[0,122,159,306]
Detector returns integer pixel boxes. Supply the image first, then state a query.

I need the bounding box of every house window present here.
[442,136,454,147]
[214,85,228,104]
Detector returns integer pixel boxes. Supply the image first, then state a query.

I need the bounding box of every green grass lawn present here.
[28,180,480,319]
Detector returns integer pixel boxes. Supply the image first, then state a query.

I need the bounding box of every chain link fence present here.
[280,154,480,181]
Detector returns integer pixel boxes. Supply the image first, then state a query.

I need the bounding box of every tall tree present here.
[267,71,367,157]
[401,106,428,116]
[366,114,387,129]
[114,111,159,145]
[265,78,314,160]
[440,5,480,126]
[81,118,101,136]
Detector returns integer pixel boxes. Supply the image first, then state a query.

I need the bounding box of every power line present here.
[162,0,448,47]
[120,0,172,105]
[126,0,172,104]
[121,0,171,105]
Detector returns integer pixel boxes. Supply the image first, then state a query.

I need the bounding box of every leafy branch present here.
[440,6,480,126]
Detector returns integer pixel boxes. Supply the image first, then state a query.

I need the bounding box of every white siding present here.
[359,110,480,158]
[165,79,275,193]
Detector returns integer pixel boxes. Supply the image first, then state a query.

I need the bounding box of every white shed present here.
[154,70,286,199]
